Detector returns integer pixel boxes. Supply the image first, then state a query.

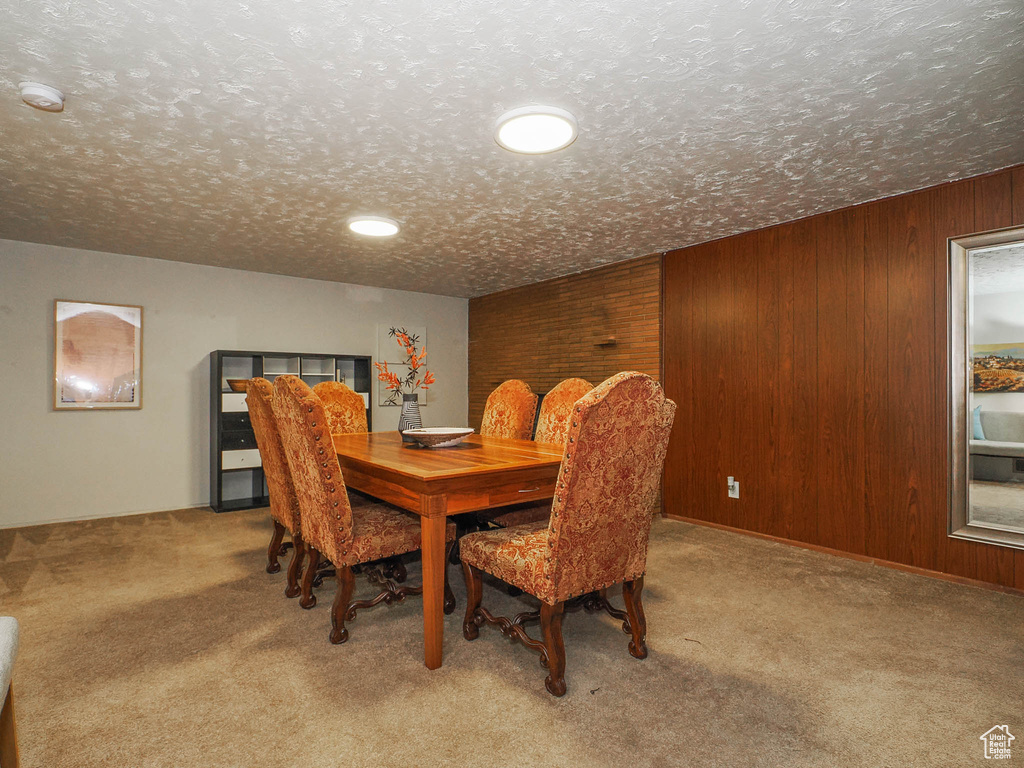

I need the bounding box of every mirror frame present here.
[948,224,1024,550]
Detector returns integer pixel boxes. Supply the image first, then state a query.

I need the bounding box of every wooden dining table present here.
[333,430,563,669]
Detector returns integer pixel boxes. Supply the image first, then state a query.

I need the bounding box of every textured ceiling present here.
[973,243,1024,295]
[1,0,1023,298]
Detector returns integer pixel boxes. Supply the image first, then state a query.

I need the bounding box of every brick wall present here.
[468,254,662,428]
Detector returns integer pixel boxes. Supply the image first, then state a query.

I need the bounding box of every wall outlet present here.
[727,476,740,499]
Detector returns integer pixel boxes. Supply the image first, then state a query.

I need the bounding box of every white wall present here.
[0,239,468,528]
[972,288,1024,414]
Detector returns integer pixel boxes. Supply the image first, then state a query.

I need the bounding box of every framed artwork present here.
[376,324,428,406]
[54,300,143,410]
[972,343,1024,392]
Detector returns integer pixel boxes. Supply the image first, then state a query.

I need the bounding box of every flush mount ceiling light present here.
[347,216,400,237]
[19,82,64,112]
[494,106,578,154]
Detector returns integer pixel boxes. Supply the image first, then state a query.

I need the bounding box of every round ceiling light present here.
[494,106,578,154]
[347,216,400,237]
[19,82,64,112]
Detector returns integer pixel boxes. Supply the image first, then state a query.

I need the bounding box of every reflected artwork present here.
[972,343,1024,392]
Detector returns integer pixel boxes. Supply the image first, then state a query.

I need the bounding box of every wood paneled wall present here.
[664,165,1024,589]
[468,255,661,428]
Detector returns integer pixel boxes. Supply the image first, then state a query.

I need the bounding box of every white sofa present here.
[970,410,1024,458]
[971,410,1024,483]
[0,616,18,767]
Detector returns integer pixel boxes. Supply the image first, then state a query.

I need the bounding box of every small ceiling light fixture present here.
[494,106,578,154]
[19,82,64,112]
[347,215,400,237]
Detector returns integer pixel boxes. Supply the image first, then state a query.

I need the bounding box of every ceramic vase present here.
[399,393,422,441]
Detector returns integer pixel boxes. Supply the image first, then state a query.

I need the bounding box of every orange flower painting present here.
[375,326,436,406]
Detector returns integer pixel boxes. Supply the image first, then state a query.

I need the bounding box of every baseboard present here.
[663,514,1024,598]
[0,504,214,531]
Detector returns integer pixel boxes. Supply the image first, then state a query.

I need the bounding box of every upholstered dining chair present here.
[479,380,538,440]
[483,377,594,530]
[0,617,19,768]
[534,378,593,444]
[246,377,305,597]
[312,381,368,435]
[460,372,676,696]
[273,375,456,644]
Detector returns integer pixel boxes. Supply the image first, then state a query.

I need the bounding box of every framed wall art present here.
[972,342,1024,392]
[54,300,143,410]
[376,324,429,406]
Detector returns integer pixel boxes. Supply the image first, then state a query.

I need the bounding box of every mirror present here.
[949,225,1024,549]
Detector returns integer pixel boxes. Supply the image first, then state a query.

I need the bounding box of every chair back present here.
[480,380,538,440]
[313,381,368,434]
[272,375,354,562]
[534,378,593,444]
[245,378,300,533]
[546,372,676,602]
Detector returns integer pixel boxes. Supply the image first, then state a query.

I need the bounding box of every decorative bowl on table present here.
[226,379,249,392]
[401,427,475,448]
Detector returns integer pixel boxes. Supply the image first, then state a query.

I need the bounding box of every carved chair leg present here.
[299,546,321,609]
[312,561,336,588]
[381,557,407,584]
[285,532,305,598]
[330,566,356,644]
[443,540,457,614]
[622,575,648,659]
[266,519,286,574]
[462,561,483,640]
[540,602,567,697]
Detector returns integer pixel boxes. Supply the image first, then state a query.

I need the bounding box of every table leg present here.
[420,514,447,669]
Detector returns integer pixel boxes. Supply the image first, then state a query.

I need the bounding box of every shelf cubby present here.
[209,350,372,512]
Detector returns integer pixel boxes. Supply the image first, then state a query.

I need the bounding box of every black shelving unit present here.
[209,349,372,512]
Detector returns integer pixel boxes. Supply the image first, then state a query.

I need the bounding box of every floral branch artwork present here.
[375,326,435,406]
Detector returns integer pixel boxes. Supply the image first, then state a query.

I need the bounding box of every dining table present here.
[333,430,563,669]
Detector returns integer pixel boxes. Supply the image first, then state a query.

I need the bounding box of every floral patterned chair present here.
[479,380,538,440]
[246,377,305,597]
[483,377,593,530]
[273,375,456,644]
[460,372,676,696]
[312,381,368,435]
[534,378,594,444]
[314,380,402,579]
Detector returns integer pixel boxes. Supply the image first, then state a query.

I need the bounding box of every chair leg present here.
[461,561,483,640]
[540,602,567,697]
[300,546,321,609]
[381,557,407,583]
[330,566,356,644]
[0,684,19,768]
[622,575,648,659]
[266,519,286,574]
[443,540,457,615]
[285,532,305,599]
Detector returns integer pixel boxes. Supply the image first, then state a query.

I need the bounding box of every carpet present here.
[0,508,1021,767]
[971,480,1024,530]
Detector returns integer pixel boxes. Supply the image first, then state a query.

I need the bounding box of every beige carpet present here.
[971,480,1024,529]
[1,508,1022,767]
